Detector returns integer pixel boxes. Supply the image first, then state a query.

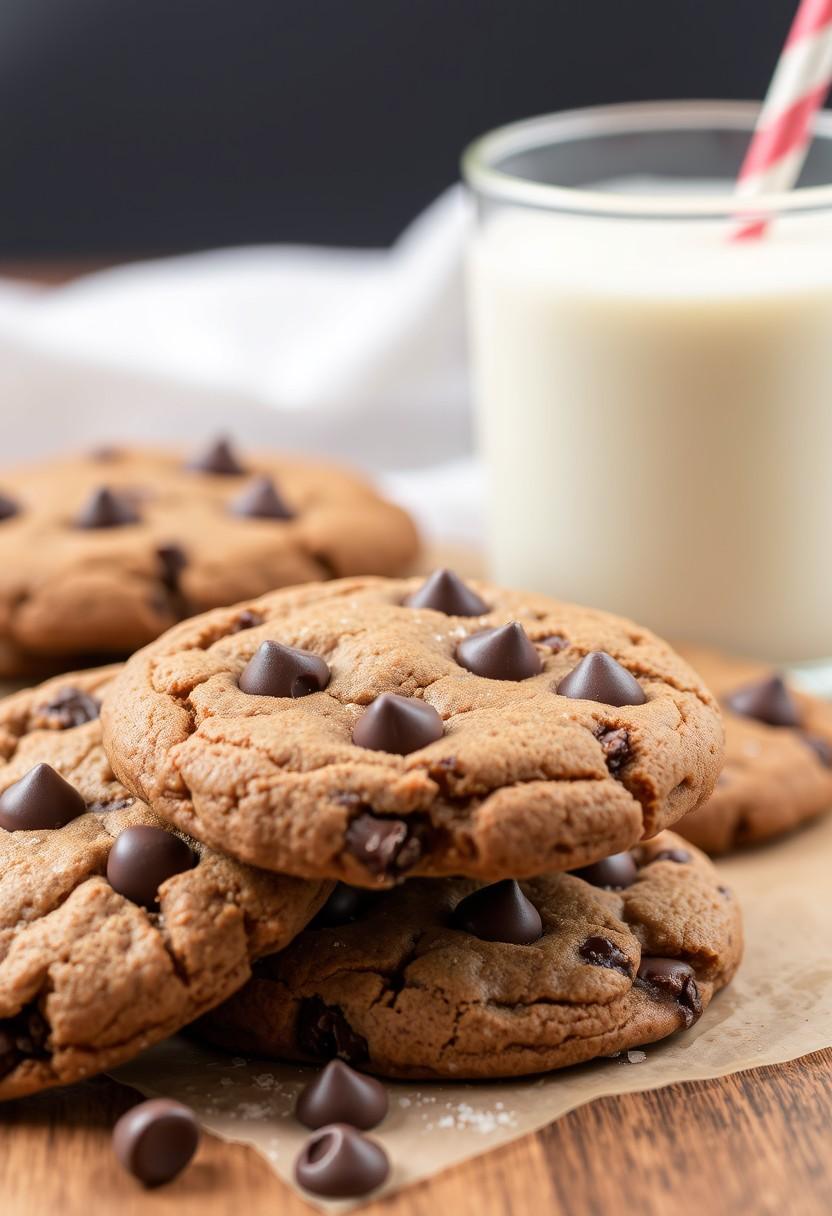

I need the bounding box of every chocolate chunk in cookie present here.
[0,764,86,831]
[405,569,488,616]
[230,475,294,521]
[74,487,141,529]
[187,436,246,476]
[239,641,330,699]
[557,652,646,706]
[456,621,542,680]
[352,694,444,755]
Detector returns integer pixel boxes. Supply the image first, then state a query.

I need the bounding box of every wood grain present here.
[1,1048,829,1216]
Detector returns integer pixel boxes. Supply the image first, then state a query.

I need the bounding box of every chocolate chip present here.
[187,436,246,475]
[113,1099,200,1188]
[724,675,801,728]
[296,1060,388,1131]
[595,726,630,774]
[297,997,369,1064]
[803,734,832,768]
[230,609,264,633]
[540,634,568,652]
[0,493,19,521]
[637,957,703,1027]
[718,885,732,899]
[312,884,379,928]
[239,640,330,698]
[557,652,646,706]
[295,1124,389,1199]
[34,686,100,729]
[0,763,86,832]
[106,826,195,909]
[89,445,121,462]
[352,694,444,754]
[156,544,188,591]
[0,1004,49,1078]
[87,796,135,814]
[579,935,632,975]
[572,851,638,889]
[456,621,542,681]
[404,569,488,616]
[74,487,140,529]
[344,812,424,878]
[651,848,692,864]
[230,475,294,520]
[453,879,542,944]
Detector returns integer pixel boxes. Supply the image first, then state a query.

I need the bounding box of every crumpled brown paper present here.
[114,812,832,1210]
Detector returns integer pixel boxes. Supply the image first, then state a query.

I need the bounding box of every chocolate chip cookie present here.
[0,668,331,1099]
[0,440,419,676]
[676,647,832,854]
[102,573,724,886]
[194,832,742,1079]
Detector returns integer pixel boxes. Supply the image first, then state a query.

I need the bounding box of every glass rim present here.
[461,100,832,218]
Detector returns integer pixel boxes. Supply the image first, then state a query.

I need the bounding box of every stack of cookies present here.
[19,439,832,1194]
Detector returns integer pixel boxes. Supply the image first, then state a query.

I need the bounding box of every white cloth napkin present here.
[0,187,484,545]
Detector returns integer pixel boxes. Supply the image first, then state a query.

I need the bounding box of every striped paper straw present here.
[734,0,832,238]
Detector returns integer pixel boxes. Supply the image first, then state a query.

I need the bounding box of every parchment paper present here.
[114,812,832,1210]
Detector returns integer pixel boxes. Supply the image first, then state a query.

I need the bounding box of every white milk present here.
[468,200,832,661]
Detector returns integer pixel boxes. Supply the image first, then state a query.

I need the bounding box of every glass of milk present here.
[463,101,832,665]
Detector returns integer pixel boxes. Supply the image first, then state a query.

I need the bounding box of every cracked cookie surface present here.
[0,445,418,676]
[676,647,832,855]
[194,831,742,1079]
[0,668,330,1100]
[102,576,724,886]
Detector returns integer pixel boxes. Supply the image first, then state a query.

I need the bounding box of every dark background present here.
[0,0,800,255]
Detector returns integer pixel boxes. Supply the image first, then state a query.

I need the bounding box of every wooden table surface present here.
[0,261,830,1215]
[2,1048,830,1216]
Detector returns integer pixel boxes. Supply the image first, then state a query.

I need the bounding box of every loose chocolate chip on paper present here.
[34,686,101,729]
[637,956,703,1027]
[239,640,330,698]
[74,487,141,529]
[297,997,369,1064]
[295,1124,390,1199]
[113,1098,200,1188]
[456,621,543,681]
[579,935,632,975]
[187,436,246,476]
[404,568,488,616]
[724,674,801,728]
[352,693,443,755]
[296,1059,388,1131]
[453,879,542,944]
[572,851,638,889]
[557,652,647,707]
[230,475,294,520]
[0,763,86,832]
[106,826,195,909]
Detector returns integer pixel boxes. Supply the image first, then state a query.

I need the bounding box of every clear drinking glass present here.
[463,101,832,669]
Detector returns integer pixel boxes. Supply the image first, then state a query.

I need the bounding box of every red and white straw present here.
[734,0,832,237]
